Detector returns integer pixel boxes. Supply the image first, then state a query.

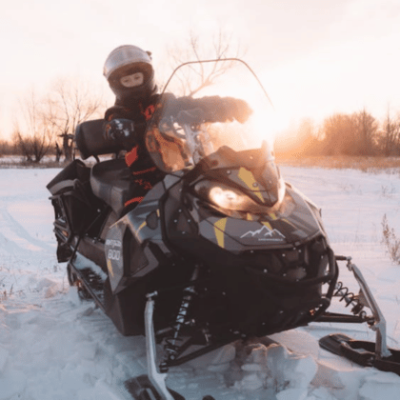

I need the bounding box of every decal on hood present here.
[240,225,286,242]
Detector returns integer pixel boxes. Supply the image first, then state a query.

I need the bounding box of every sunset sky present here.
[1,0,400,138]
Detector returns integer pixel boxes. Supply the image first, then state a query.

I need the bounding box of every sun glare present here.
[244,96,289,147]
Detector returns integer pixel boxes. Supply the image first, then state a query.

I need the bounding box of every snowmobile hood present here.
[194,186,324,251]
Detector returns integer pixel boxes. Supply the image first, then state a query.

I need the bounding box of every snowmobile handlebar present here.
[176,108,205,125]
[158,109,206,137]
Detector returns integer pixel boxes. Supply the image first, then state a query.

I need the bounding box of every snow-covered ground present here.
[0,165,400,400]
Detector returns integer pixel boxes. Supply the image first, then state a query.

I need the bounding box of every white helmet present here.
[103,45,156,100]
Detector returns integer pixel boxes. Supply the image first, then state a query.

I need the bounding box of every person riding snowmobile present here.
[103,44,252,210]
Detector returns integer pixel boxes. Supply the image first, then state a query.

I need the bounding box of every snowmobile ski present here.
[319,333,400,376]
[124,293,215,400]
[124,294,183,400]
[124,375,184,400]
[319,256,400,376]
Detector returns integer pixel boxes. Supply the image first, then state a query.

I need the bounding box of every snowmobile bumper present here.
[319,333,400,376]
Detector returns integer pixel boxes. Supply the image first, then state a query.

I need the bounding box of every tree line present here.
[3,86,399,162]
[0,77,106,163]
[275,108,400,158]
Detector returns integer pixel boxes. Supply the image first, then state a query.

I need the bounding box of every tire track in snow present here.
[0,203,54,262]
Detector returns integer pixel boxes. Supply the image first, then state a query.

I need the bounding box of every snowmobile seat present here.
[90,159,136,216]
[75,119,124,160]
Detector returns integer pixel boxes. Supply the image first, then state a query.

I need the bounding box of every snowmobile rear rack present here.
[319,256,400,376]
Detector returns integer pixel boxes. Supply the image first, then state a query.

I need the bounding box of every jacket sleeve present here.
[104,105,134,122]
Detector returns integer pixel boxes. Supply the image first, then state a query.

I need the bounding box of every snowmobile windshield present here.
[145,59,280,173]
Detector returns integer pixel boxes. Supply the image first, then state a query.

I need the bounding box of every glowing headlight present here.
[194,181,266,213]
[209,186,251,210]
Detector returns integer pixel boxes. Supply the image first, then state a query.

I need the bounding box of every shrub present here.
[381,214,400,264]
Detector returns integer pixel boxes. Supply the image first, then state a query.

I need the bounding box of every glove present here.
[223,98,253,124]
[104,119,136,148]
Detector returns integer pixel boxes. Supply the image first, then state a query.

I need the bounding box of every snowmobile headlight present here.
[209,186,251,211]
[194,181,266,213]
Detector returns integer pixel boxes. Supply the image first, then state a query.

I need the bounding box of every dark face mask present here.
[109,63,156,102]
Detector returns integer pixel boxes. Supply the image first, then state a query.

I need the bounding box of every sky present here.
[1,0,400,138]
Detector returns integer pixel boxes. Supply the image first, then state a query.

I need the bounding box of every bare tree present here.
[320,113,359,156]
[350,109,378,156]
[44,77,105,161]
[379,109,400,156]
[13,128,32,161]
[165,28,244,96]
[0,138,16,156]
[13,91,52,163]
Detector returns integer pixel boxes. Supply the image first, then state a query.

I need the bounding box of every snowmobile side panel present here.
[68,252,148,336]
[76,237,107,272]
[47,159,91,194]
[49,162,106,262]
[103,183,165,293]
[103,278,149,335]
[104,188,167,294]
[105,218,162,294]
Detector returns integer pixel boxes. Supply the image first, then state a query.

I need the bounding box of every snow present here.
[0,165,400,399]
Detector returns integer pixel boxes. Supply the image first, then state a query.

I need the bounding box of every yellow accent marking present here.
[246,213,253,221]
[214,218,227,248]
[262,221,273,230]
[237,168,264,202]
[269,213,277,220]
[107,259,114,278]
[137,221,147,233]
[156,209,160,217]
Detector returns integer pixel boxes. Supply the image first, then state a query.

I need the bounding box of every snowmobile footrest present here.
[124,374,185,400]
[319,333,400,376]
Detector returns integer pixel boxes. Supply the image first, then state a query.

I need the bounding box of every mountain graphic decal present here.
[240,225,286,241]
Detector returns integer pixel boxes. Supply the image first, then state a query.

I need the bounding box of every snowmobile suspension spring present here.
[165,287,196,356]
[334,281,366,318]
[164,266,200,360]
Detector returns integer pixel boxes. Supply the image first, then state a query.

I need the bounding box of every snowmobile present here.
[47,59,400,400]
